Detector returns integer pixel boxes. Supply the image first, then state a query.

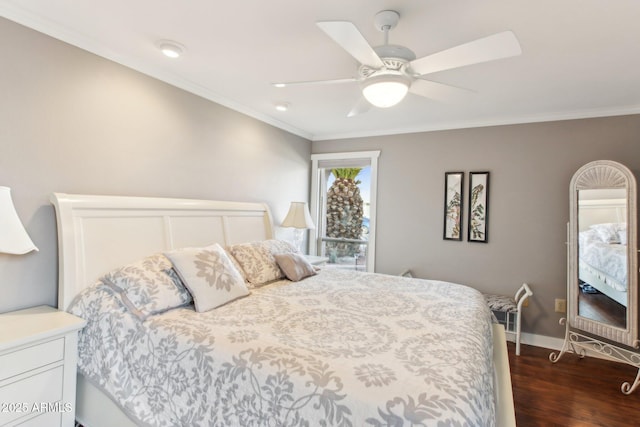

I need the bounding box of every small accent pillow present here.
[274,253,317,282]
[101,253,192,321]
[165,243,249,312]
[227,239,299,287]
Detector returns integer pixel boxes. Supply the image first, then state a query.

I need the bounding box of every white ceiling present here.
[2,0,640,141]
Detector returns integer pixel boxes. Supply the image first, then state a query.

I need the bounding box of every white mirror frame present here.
[568,160,638,347]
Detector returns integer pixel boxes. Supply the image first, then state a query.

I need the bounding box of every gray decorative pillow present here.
[227,239,299,287]
[274,253,317,282]
[101,253,192,321]
[165,243,249,312]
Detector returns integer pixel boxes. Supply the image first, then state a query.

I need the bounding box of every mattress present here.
[69,268,495,426]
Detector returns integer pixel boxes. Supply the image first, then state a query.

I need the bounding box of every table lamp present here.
[281,201,315,253]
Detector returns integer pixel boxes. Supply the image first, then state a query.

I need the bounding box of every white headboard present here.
[50,193,274,310]
[578,198,627,231]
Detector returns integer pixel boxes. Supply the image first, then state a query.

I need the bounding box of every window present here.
[310,151,380,272]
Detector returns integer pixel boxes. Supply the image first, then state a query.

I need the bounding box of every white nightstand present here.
[0,306,86,427]
[304,255,329,266]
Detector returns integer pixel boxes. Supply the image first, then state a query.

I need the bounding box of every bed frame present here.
[50,192,515,427]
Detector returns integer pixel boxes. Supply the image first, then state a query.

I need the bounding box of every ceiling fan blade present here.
[316,21,385,68]
[409,79,473,103]
[410,31,522,76]
[347,97,371,117]
[272,77,357,88]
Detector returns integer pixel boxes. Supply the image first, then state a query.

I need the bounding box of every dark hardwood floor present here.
[510,342,640,426]
[578,290,626,329]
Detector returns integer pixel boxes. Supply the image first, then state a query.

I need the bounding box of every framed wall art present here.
[443,172,464,241]
[468,171,490,243]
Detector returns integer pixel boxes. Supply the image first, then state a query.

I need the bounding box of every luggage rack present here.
[484,283,533,356]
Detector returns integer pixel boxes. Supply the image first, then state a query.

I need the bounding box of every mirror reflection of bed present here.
[577,188,627,329]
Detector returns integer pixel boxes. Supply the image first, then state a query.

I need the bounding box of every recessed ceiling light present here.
[157,40,185,58]
[275,102,290,112]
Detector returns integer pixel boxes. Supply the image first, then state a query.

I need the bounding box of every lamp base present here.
[292,228,304,254]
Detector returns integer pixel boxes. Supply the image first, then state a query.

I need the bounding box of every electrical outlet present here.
[555,298,566,313]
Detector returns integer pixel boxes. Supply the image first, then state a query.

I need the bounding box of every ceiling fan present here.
[273,10,522,117]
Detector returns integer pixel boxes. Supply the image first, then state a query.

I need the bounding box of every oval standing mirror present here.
[569,160,637,347]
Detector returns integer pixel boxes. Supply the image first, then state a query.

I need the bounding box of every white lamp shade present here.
[362,74,410,108]
[0,187,38,254]
[281,202,315,229]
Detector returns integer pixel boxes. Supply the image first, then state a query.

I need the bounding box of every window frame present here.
[309,151,380,272]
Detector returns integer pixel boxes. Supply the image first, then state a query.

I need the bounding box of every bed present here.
[50,192,515,427]
[577,197,628,306]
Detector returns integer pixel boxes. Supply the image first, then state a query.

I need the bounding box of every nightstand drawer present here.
[0,338,64,381]
[0,366,64,425]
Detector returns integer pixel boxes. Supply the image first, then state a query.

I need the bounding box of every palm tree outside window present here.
[310,151,380,272]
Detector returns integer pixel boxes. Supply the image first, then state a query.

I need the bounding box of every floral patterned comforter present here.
[69,268,495,426]
[579,229,627,291]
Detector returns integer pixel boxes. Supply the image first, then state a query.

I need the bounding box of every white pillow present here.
[590,223,622,244]
[618,229,628,245]
[165,243,249,312]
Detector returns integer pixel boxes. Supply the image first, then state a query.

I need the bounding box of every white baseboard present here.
[504,331,564,350]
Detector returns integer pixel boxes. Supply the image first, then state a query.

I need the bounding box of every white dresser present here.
[0,306,86,427]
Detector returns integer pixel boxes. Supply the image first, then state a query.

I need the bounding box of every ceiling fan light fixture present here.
[361,74,411,108]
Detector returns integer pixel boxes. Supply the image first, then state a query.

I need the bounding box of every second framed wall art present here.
[468,171,490,243]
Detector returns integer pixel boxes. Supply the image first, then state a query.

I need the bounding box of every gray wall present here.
[313,116,640,338]
[3,16,639,341]
[0,18,311,313]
